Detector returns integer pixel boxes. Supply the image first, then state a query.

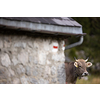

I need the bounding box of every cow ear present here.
[87,62,92,67]
[74,62,78,67]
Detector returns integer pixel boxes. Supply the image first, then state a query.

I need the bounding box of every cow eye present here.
[79,66,81,67]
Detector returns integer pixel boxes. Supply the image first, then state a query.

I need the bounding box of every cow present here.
[65,58,92,84]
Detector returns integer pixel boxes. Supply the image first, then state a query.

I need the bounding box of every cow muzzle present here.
[82,72,89,76]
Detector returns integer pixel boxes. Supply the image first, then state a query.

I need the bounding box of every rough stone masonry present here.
[0,29,66,84]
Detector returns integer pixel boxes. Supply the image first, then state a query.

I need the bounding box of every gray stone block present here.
[12,56,19,66]
[38,51,46,65]
[30,78,38,84]
[58,78,66,84]
[17,50,28,65]
[20,76,28,84]
[28,41,33,48]
[33,70,38,77]
[17,65,25,75]
[8,68,15,77]
[51,65,56,75]
[51,78,57,83]
[1,53,11,67]
[57,64,66,84]
[38,67,44,77]
[25,66,31,76]
[38,78,49,84]
[13,42,26,49]
[0,79,7,84]
[0,67,9,79]
[13,78,20,84]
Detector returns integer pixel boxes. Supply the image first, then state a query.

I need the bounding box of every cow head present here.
[74,58,92,77]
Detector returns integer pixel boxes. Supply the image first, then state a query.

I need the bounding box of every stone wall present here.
[0,29,66,84]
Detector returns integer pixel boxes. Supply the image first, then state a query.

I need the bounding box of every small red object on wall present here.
[53,46,58,49]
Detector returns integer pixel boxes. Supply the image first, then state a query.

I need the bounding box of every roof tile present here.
[0,17,81,27]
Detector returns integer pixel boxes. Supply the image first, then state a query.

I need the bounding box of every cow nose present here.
[82,72,89,76]
[84,72,89,76]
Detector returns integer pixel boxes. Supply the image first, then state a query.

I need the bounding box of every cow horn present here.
[74,57,78,62]
[85,57,89,62]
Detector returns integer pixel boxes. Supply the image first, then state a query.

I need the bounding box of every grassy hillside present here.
[76,75,100,84]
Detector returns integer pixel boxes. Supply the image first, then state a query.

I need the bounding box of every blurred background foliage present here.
[65,17,100,83]
[66,17,100,62]
[71,17,100,62]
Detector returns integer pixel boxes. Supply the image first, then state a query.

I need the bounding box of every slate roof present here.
[0,17,82,27]
[0,17,84,36]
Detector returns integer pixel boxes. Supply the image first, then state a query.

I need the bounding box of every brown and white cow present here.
[65,58,92,84]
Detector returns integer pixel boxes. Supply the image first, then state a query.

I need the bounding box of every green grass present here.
[76,75,100,84]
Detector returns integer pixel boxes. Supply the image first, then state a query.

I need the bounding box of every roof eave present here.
[0,18,84,36]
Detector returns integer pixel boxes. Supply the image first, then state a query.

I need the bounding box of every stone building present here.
[0,17,85,84]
